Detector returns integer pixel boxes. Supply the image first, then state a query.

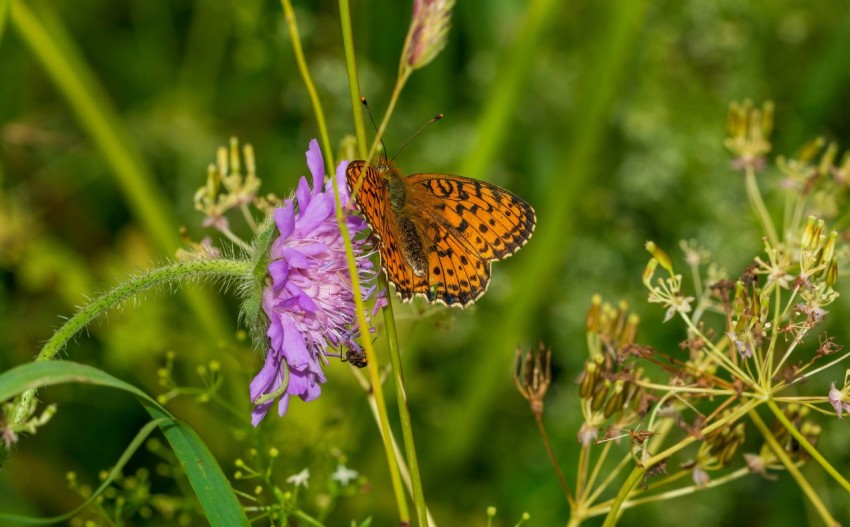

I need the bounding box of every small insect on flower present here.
[249,140,383,426]
[346,155,535,308]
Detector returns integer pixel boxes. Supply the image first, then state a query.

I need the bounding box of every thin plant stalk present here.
[339,0,368,156]
[279,0,335,169]
[351,368,437,527]
[748,410,837,526]
[338,0,411,522]
[380,275,430,527]
[534,413,574,508]
[744,164,780,248]
[766,399,850,493]
[368,69,411,162]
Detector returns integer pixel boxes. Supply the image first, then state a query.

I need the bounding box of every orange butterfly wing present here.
[406,173,536,306]
[346,161,430,303]
[346,161,536,307]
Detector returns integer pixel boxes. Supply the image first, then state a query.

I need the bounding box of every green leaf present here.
[0,361,248,526]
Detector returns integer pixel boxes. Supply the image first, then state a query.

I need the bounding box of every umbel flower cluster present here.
[194,139,383,426]
[514,101,850,526]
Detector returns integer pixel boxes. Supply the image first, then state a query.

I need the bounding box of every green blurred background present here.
[2,0,850,525]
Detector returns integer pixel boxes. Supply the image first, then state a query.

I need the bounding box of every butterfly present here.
[346,158,536,308]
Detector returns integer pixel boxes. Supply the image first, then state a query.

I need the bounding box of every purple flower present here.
[249,139,383,426]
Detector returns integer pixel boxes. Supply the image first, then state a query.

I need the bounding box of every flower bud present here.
[590,380,610,412]
[586,294,602,332]
[579,362,598,399]
[403,0,455,71]
[824,256,838,288]
[643,258,658,287]
[800,216,817,249]
[645,241,673,273]
[821,230,837,267]
[603,380,625,418]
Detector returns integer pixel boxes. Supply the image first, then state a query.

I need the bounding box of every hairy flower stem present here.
[2,258,251,463]
[279,0,335,169]
[748,410,837,526]
[766,399,850,493]
[534,413,574,508]
[338,0,411,522]
[744,164,779,248]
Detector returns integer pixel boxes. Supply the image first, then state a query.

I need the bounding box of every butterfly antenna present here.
[361,97,388,160]
[391,113,443,162]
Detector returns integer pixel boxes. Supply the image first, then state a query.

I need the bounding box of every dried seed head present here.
[514,344,552,415]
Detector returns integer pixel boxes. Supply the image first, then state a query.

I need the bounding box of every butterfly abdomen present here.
[397,215,427,277]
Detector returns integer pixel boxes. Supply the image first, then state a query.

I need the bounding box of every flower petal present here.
[299,192,334,230]
[282,247,309,269]
[268,260,289,289]
[306,139,325,197]
[277,393,291,417]
[296,176,311,212]
[249,352,280,401]
[334,160,350,205]
[282,316,310,369]
[274,202,295,240]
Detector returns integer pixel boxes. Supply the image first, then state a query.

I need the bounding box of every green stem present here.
[766,399,850,493]
[748,409,837,526]
[744,165,780,247]
[8,259,250,429]
[279,0,335,169]
[368,69,411,162]
[535,412,574,508]
[10,0,229,340]
[381,275,429,527]
[600,465,645,527]
[339,0,368,160]
[338,0,410,522]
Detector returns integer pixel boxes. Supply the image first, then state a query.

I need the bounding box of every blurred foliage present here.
[1,0,850,525]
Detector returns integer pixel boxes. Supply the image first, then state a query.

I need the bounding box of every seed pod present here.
[591,380,611,413]
[603,380,625,418]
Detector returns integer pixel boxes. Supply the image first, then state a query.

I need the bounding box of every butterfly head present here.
[375,157,403,184]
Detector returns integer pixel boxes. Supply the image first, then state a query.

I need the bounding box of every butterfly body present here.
[346,159,535,308]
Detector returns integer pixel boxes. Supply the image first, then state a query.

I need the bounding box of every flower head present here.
[249,140,383,426]
[403,0,455,70]
[286,468,310,488]
[331,464,359,486]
